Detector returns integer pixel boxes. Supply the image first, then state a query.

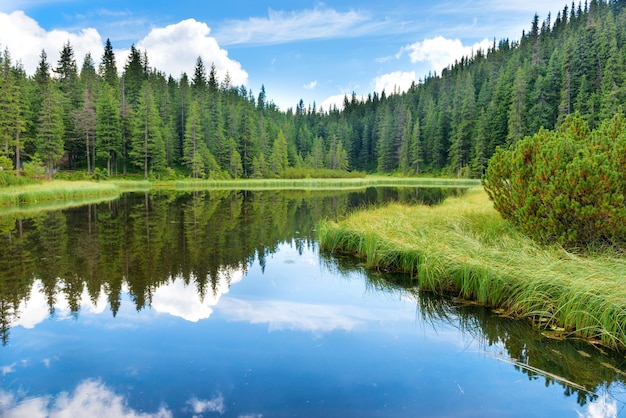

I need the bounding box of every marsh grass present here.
[317,187,626,349]
[154,177,480,191]
[0,195,119,219]
[0,181,120,206]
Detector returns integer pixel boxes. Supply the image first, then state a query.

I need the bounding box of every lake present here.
[0,188,624,417]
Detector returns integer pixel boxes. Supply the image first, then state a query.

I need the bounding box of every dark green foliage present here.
[4,3,626,180]
[483,112,626,249]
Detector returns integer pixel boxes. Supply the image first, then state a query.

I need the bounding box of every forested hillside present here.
[1,0,625,179]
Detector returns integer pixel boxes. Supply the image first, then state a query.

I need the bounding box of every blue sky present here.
[0,0,569,110]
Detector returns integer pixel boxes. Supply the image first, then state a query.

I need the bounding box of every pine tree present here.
[96,83,121,175]
[100,39,118,89]
[35,82,65,179]
[54,41,81,168]
[227,138,243,178]
[130,82,165,179]
[507,67,528,145]
[398,108,413,174]
[449,72,477,174]
[0,49,26,171]
[375,104,395,172]
[183,99,204,177]
[123,45,145,108]
[269,129,289,175]
[408,113,422,174]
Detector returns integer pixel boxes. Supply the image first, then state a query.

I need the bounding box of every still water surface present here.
[1,188,625,417]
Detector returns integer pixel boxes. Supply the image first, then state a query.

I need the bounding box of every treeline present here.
[1,0,626,179]
[336,0,626,177]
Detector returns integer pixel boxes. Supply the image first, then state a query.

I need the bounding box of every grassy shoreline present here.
[0,177,480,206]
[317,187,626,350]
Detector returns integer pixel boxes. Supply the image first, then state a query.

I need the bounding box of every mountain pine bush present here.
[483,111,626,250]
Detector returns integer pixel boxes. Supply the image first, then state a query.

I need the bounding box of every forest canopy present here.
[1,0,626,180]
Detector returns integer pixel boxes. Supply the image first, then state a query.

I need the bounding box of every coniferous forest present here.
[1,0,626,180]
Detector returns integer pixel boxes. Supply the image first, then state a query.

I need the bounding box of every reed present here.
[317,187,626,349]
[0,181,121,206]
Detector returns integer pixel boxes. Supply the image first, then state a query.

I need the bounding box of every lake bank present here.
[317,187,626,350]
[0,177,480,206]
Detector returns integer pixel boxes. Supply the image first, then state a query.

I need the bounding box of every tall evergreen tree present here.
[130,82,165,179]
[100,39,118,89]
[96,83,121,176]
[183,99,205,178]
[35,82,65,179]
[54,41,81,168]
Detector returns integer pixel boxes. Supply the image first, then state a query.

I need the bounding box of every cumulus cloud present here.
[0,12,248,85]
[219,298,377,333]
[151,268,243,322]
[0,11,103,75]
[320,94,349,112]
[187,394,225,415]
[577,394,618,418]
[404,36,492,73]
[0,379,172,418]
[132,18,247,85]
[11,279,108,330]
[214,7,380,45]
[303,80,318,90]
[373,71,416,95]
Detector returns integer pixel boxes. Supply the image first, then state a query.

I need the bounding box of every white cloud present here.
[132,18,248,85]
[219,298,378,333]
[373,71,416,95]
[320,94,349,112]
[151,268,243,322]
[0,379,172,418]
[404,36,492,73]
[0,11,103,75]
[577,394,618,418]
[187,394,225,415]
[0,12,247,85]
[214,7,381,45]
[12,280,108,330]
[303,80,317,90]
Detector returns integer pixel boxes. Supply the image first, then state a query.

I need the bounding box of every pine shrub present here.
[483,112,626,249]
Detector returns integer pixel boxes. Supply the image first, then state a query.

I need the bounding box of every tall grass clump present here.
[318,187,626,349]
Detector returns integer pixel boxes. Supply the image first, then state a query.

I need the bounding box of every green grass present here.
[317,187,626,350]
[0,176,479,206]
[151,177,480,191]
[0,180,121,206]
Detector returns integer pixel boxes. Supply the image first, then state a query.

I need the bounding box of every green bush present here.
[483,112,626,249]
[92,167,109,180]
[22,156,46,180]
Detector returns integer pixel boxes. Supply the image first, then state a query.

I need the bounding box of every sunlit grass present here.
[0,195,119,219]
[0,176,479,206]
[317,187,626,349]
[154,177,481,191]
[0,181,121,206]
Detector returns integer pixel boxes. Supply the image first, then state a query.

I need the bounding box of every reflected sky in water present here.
[2,243,622,418]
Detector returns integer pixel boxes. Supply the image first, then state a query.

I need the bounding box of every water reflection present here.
[1,379,174,418]
[326,252,626,411]
[0,187,457,344]
[1,188,625,417]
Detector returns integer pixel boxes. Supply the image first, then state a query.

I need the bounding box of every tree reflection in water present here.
[2,187,625,413]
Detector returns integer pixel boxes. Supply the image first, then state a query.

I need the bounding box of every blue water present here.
[2,242,623,417]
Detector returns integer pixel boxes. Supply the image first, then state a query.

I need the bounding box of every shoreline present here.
[0,177,480,206]
[317,187,626,350]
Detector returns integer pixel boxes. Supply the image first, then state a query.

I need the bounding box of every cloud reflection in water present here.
[0,379,173,418]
